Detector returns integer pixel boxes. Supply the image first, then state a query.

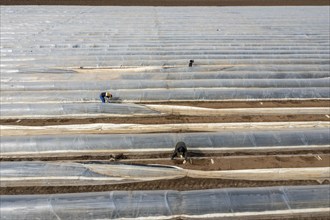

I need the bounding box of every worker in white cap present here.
[100,91,113,103]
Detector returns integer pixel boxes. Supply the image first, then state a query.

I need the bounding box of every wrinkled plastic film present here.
[0,162,185,187]
[1,78,329,91]
[1,7,329,88]
[1,129,329,155]
[2,68,329,82]
[0,185,328,219]
[1,88,329,103]
[0,162,105,178]
[0,103,160,117]
[1,161,328,187]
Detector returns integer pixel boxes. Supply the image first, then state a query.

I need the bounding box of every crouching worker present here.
[100,92,113,103]
[171,141,188,163]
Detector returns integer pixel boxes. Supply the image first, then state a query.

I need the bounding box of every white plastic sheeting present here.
[0,103,160,117]
[2,67,329,81]
[0,162,184,186]
[1,128,329,156]
[1,105,329,119]
[1,185,329,219]
[146,105,330,116]
[1,88,329,103]
[1,6,329,102]
[1,79,329,91]
[1,162,329,187]
[1,122,328,136]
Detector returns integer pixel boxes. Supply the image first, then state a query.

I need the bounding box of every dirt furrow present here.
[2,178,328,195]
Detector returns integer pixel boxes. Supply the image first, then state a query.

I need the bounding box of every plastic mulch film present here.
[0,162,185,187]
[0,103,160,117]
[1,6,329,72]
[1,128,329,156]
[0,185,329,219]
[1,79,329,91]
[1,88,329,103]
[1,6,329,102]
[2,67,330,82]
[1,161,328,187]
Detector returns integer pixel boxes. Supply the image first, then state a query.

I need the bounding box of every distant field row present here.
[2,0,329,6]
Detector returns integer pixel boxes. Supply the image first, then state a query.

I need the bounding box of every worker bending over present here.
[100,92,113,103]
[171,141,188,162]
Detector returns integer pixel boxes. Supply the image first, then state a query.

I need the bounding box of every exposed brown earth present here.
[2,114,328,126]
[124,154,330,171]
[2,179,327,195]
[2,0,329,6]
[3,153,329,169]
[2,150,329,161]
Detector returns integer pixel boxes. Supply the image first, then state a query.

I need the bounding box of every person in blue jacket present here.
[100,92,113,103]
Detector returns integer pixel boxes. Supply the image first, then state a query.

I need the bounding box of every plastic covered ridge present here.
[1,128,329,155]
[0,185,329,219]
[0,103,160,116]
[1,88,329,103]
[1,162,328,187]
[2,78,329,91]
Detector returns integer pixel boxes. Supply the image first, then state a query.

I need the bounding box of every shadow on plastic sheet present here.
[110,97,122,103]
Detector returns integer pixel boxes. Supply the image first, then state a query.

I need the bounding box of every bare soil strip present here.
[124,154,330,171]
[3,154,329,170]
[2,0,329,6]
[2,149,329,161]
[2,114,329,126]
[1,178,327,195]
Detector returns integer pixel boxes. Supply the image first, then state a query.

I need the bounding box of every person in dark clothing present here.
[100,92,112,103]
[171,141,188,161]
